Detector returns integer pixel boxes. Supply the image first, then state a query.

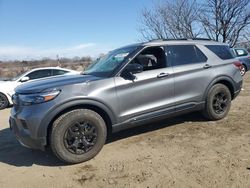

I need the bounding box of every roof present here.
[142,38,228,46]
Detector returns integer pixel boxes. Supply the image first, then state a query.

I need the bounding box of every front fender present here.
[37,98,117,139]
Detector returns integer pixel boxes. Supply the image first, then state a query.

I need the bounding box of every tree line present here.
[139,0,250,47]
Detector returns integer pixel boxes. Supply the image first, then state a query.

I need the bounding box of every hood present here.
[15,74,101,94]
[0,80,11,84]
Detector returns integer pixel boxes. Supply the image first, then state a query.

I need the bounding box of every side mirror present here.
[20,76,30,82]
[121,63,143,80]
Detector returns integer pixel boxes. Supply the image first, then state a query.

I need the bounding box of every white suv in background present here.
[0,67,79,110]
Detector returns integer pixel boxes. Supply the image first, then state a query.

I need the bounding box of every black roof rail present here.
[191,38,213,41]
[149,38,188,42]
[148,38,214,42]
[165,38,188,41]
[148,39,164,42]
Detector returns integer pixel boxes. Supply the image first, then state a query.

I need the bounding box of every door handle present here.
[157,72,169,78]
[203,64,212,69]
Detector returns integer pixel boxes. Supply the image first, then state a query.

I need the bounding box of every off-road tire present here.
[203,84,231,120]
[50,109,107,164]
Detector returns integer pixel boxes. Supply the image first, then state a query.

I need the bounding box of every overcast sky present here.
[0,0,153,60]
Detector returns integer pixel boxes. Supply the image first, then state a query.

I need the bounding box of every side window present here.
[196,47,208,62]
[165,45,207,67]
[129,47,167,71]
[205,45,234,60]
[52,69,68,76]
[235,49,248,57]
[27,70,52,80]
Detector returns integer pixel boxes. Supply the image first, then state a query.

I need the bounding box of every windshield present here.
[84,46,138,77]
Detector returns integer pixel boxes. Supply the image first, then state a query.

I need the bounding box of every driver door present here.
[114,46,175,122]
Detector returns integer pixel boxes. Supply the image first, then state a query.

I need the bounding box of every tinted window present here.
[196,47,208,62]
[165,45,207,66]
[27,70,52,80]
[235,49,248,57]
[205,45,234,60]
[53,69,68,76]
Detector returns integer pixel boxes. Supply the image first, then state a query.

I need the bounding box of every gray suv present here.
[10,39,243,164]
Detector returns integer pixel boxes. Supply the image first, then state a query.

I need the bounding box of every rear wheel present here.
[240,65,247,76]
[203,84,231,120]
[50,109,107,164]
[0,93,9,110]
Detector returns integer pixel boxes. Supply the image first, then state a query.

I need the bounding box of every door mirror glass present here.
[20,76,30,82]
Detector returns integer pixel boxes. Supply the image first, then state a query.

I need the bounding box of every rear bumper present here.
[232,77,243,100]
[9,117,45,150]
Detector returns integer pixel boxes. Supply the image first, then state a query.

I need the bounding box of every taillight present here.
[233,61,243,70]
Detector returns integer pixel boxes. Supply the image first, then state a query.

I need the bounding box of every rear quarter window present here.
[205,45,234,60]
[53,69,69,76]
[235,49,248,57]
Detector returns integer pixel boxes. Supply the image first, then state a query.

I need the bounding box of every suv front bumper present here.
[9,115,45,151]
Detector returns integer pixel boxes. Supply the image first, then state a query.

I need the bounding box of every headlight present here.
[14,90,60,106]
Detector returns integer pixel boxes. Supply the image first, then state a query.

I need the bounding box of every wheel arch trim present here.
[203,76,236,101]
[37,99,117,144]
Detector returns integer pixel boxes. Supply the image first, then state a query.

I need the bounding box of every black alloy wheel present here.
[212,92,229,114]
[64,121,97,155]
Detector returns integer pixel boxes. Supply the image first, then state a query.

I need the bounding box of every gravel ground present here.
[0,74,250,188]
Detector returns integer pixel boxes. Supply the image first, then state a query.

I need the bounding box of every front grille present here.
[20,119,28,129]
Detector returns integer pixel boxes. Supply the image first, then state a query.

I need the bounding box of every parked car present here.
[0,67,79,110]
[231,48,250,76]
[10,39,242,164]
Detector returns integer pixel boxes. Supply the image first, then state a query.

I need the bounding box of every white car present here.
[0,67,79,110]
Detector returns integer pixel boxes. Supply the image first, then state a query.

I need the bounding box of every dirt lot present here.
[0,75,250,188]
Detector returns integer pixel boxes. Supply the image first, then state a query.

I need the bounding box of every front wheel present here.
[50,109,107,164]
[203,84,231,120]
[0,93,9,110]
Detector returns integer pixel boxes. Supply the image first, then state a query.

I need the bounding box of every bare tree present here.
[201,0,250,46]
[138,0,202,40]
[139,0,250,46]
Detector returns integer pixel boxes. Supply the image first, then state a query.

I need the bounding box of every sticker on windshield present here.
[115,53,129,58]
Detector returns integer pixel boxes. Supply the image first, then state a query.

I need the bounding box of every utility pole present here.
[57,54,61,67]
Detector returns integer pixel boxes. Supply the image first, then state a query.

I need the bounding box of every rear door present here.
[165,44,214,108]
